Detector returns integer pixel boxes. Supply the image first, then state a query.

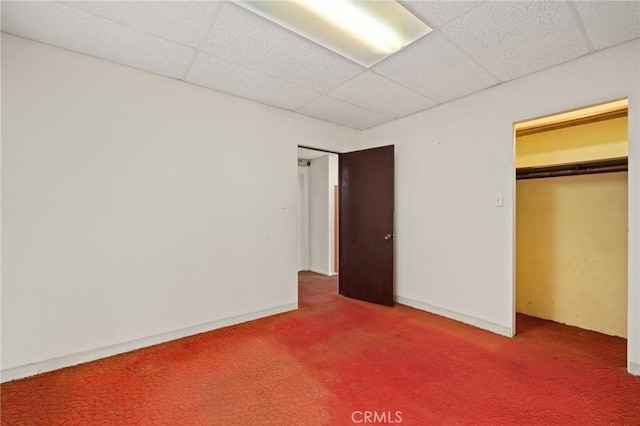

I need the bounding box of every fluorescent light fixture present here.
[234,0,432,68]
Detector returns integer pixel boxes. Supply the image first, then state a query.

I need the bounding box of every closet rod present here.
[516,157,628,180]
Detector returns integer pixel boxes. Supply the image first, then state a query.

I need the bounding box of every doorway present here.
[513,99,629,338]
[297,147,339,276]
[297,145,396,307]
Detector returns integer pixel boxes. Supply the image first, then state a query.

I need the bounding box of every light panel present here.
[234,0,432,68]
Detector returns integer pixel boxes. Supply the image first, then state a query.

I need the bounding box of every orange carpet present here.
[2,272,639,425]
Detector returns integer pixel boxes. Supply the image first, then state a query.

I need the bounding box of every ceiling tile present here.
[329,71,437,118]
[60,1,221,47]
[200,3,364,93]
[441,1,590,81]
[374,31,499,103]
[297,96,391,130]
[2,0,636,132]
[1,1,195,79]
[186,52,320,110]
[401,1,482,28]
[574,1,640,50]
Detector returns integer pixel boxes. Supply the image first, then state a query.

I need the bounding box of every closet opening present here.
[514,99,629,341]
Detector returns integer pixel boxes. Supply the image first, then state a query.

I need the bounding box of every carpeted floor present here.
[2,272,639,425]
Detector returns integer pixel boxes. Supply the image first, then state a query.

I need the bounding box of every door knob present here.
[384,234,395,240]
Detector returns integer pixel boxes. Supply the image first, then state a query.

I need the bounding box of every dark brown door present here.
[339,145,394,306]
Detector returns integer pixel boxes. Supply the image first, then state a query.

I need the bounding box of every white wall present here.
[360,39,640,375]
[309,155,330,274]
[0,34,360,380]
[328,154,338,275]
[297,165,309,271]
[308,154,339,276]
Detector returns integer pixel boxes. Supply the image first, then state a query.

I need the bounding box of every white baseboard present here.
[629,362,640,376]
[395,296,513,337]
[1,303,297,383]
[308,268,337,276]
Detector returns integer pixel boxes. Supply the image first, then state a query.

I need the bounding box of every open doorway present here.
[297,146,340,308]
[297,146,339,276]
[513,99,629,339]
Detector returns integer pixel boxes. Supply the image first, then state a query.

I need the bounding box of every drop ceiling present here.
[2,1,639,130]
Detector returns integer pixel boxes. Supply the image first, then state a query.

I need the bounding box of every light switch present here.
[280,199,287,209]
[494,195,503,207]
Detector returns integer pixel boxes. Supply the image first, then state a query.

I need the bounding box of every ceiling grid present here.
[1,0,638,130]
